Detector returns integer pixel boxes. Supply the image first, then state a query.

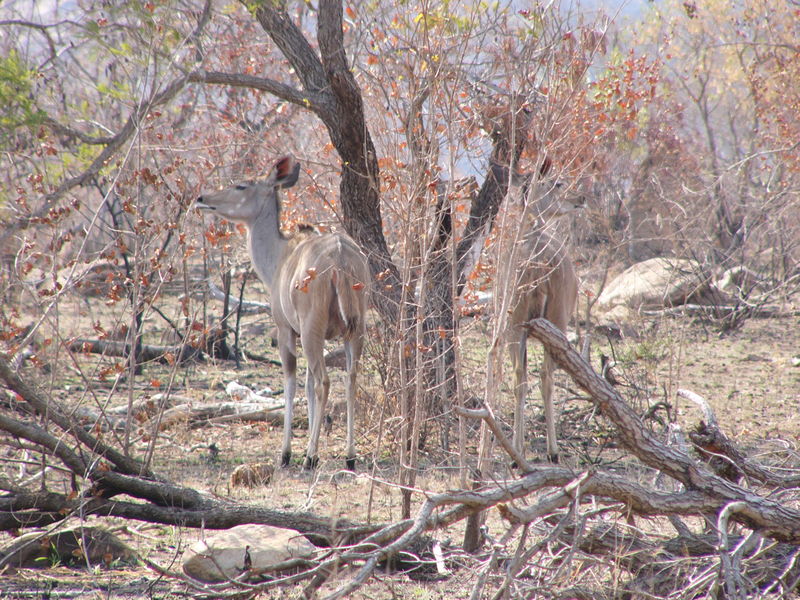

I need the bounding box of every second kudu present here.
[507,168,581,463]
[196,157,369,470]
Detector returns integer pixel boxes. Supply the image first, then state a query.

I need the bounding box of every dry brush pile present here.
[2,318,800,599]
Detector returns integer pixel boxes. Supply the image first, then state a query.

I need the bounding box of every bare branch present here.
[455,405,532,472]
[187,69,330,113]
[680,389,800,488]
[0,19,58,62]
[0,353,151,478]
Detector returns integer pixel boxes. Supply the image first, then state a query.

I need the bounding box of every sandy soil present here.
[2,284,799,598]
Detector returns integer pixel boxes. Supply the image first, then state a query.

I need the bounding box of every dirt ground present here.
[2,282,799,598]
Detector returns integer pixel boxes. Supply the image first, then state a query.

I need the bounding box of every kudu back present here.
[507,165,581,462]
[196,157,369,470]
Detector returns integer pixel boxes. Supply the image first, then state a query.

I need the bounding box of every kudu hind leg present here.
[302,338,329,470]
[278,334,298,467]
[343,337,362,471]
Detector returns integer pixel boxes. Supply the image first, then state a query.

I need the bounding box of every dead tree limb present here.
[5,326,800,599]
[678,389,800,488]
[67,338,204,365]
[562,523,800,599]
[0,353,150,478]
[524,318,800,542]
[202,278,272,315]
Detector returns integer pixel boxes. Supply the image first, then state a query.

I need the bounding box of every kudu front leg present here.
[541,351,559,463]
[302,366,322,470]
[510,331,528,455]
[303,372,329,470]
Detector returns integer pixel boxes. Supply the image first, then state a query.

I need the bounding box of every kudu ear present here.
[273,156,301,189]
[538,156,552,178]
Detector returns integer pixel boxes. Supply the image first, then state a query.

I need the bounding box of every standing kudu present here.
[196,157,369,470]
[507,166,581,463]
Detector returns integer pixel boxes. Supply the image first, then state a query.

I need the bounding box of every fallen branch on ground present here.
[4,318,800,598]
[67,338,204,365]
[525,317,800,542]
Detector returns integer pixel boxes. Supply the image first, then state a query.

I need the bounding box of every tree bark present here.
[250,0,403,323]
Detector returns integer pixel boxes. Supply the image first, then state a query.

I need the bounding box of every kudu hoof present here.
[345,457,356,472]
[303,455,319,470]
[547,453,560,464]
[281,451,292,468]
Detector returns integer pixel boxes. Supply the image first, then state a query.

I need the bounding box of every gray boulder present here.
[598,258,734,319]
[183,524,315,583]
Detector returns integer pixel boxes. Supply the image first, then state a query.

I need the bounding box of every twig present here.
[717,501,749,600]
[678,388,719,429]
[454,404,532,471]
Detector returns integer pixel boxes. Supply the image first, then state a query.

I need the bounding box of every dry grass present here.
[2,280,800,598]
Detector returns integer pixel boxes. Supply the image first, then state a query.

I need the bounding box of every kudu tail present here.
[332,268,367,339]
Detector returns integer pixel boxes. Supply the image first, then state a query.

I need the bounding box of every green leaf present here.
[0,50,46,134]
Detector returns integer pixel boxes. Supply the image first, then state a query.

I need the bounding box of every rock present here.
[0,526,135,569]
[598,258,700,312]
[230,462,274,488]
[183,524,315,583]
[225,381,273,403]
[597,258,736,319]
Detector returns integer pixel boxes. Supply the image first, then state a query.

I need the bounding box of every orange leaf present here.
[346,6,356,18]
[352,281,365,291]
[306,268,317,279]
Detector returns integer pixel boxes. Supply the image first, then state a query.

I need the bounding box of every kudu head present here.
[195,156,301,226]
[514,157,586,222]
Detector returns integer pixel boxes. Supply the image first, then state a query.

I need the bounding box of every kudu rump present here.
[196,157,369,470]
[507,165,581,463]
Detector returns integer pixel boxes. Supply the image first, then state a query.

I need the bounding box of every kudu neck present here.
[246,204,289,291]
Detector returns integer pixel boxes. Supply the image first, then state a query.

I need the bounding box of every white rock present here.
[183,524,315,583]
[225,381,271,403]
[596,257,737,319]
[598,258,702,313]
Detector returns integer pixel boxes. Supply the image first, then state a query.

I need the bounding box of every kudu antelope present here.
[507,165,581,463]
[196,157,369,470]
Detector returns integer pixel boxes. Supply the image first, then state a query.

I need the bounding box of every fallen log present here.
[184,277,272,315]
[68,338,204,365]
